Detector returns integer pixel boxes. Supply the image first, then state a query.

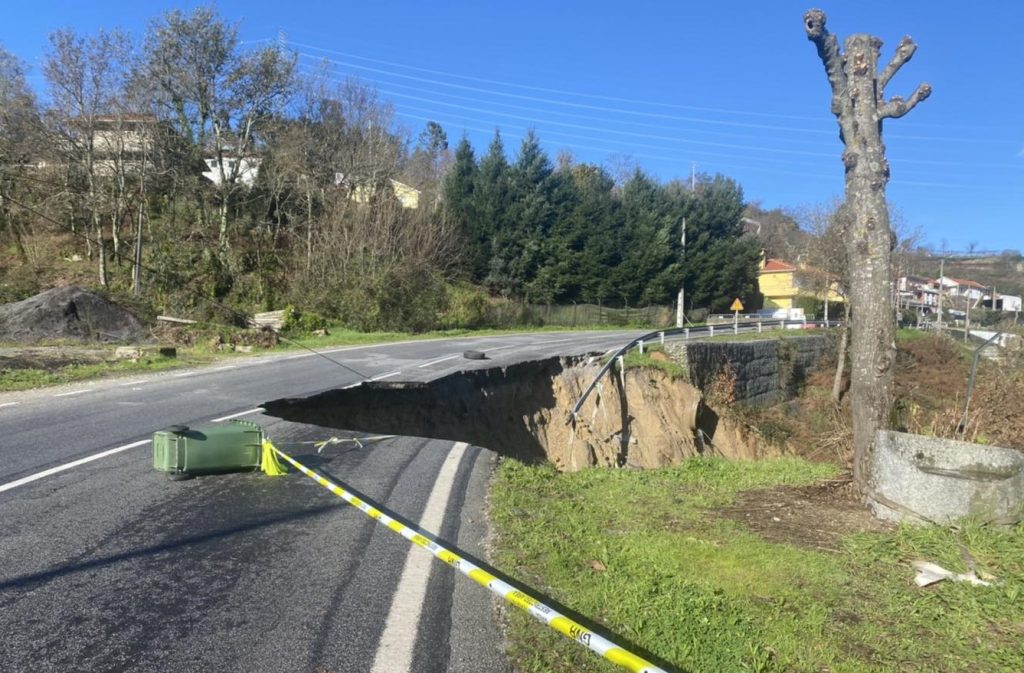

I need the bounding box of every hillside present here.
[901,250,1024,296]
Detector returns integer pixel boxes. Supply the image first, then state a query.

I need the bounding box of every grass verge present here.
[0,324,636,393]
[490,458,1024,673]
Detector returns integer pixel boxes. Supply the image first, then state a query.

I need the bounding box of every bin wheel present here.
[167,471,193,482]
[463,350,486,360]
[164,424,189,434]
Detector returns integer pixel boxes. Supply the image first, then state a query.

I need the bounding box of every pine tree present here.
[442,135,478,276]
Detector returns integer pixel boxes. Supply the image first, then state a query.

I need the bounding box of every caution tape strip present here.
[269,443,668,673]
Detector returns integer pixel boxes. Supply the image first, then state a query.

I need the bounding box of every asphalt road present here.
[0,330,642,672]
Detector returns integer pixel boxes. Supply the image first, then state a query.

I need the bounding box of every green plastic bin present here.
[153,420,264,479]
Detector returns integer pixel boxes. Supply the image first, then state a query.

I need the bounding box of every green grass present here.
[0,353,205,391]
[619,346,689,380]
[0,323,639,392]
[490,458,1024,673]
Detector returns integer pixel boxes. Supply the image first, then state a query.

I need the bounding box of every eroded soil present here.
[721,478,893,552]
[0,346,112,371]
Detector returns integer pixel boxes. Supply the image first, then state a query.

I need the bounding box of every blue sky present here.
[4,1,1022,252]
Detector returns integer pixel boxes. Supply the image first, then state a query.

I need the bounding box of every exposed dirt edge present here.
[263,356,783,470]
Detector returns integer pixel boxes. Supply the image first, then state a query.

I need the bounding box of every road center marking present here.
[369,371,400,381]
[0,402,19,408]
[0,439,151,494]
[417,354,461,368]
[370,442,468,673]
[209,407,265,422]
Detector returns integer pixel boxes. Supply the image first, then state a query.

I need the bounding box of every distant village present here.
[756,257,1021,323]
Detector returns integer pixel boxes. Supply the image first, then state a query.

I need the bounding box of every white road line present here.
[484,343,519,352]
[170,370,194,378]
[369,371,400,381]
[0,439,151,494]
[53,388,94,398]
[0,402,19,408]
[209,407,265,422]
[117,379,145,387]
[209,365,235,372]
[417,354,461,368]
[370,442,468,673]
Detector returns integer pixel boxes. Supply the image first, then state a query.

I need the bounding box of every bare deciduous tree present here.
[0,47,43,263]
[804,9,931,493]
[44,28,133,287]
[142,7,294,251]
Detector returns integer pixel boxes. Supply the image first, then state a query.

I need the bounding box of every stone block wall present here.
[669,334,833,407]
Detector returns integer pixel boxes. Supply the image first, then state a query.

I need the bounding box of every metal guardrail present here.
[567,319,839,423]
[960,331,1003,436]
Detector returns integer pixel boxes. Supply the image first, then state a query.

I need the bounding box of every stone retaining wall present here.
[668,335,833,407]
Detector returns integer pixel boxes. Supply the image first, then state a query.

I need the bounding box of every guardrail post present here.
[757,321,762,333]
[617,355,625,372]
[658,331,665,345]
[638,339,645,354]
[709,325,715,338]
[780,321,785,330]
[733,322,739,335]
[684,328,690,339]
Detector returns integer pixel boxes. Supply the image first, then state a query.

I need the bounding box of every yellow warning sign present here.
[730,298,744,312]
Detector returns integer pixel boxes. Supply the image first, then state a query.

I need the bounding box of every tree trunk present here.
[133,199,144,297]
[804,9,931,492]
[832,300,851,403]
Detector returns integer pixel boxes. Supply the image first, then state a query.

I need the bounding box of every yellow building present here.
[350,179,421,209]
[758,258,844,309]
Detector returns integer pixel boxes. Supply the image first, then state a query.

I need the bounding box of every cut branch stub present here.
[804,8,827,39]
[878,36,918,92]
[880,83,932,119]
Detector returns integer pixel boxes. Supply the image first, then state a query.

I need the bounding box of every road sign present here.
[730,298,744,312]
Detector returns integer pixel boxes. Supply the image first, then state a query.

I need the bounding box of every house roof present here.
[760,258,797,273]
[950,277,988,289]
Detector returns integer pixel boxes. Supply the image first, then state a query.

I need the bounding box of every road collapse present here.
[262,355,781,472]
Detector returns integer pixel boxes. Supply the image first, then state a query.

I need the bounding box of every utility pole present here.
[937,258,944,330]
[676,218,686,328]
[690,162,696,191]
[965,292,971,342]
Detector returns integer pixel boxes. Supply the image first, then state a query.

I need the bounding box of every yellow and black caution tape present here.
[266,440,669,673]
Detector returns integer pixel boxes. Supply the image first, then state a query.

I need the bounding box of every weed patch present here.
[491,458,1024,673]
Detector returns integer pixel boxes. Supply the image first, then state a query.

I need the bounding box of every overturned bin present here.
[868,430,1024,525]
[153,420,265,480]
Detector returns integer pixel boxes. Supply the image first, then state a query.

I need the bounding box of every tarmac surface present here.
[0,330,640,672]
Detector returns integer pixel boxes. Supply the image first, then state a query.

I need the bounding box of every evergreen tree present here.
[681,175,760,312]
[474,130,511,290]
[441,135,479,276]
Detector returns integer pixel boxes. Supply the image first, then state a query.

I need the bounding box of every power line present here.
[282,39,1007,145]
[290,50,840,136]
[295,63,1020,172]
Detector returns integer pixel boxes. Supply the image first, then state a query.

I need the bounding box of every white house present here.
[937,276,989,303]
[987,293,1022,312]
[202,156,261,187]
[898,276,939,308]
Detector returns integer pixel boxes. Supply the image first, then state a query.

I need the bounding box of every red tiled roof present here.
[761,259,797,273]
[951,278,988,289]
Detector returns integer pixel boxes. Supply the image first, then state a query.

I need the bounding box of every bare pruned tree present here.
[804,9,931,493]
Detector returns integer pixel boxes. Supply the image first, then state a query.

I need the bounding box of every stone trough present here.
[868,430,1024,525]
